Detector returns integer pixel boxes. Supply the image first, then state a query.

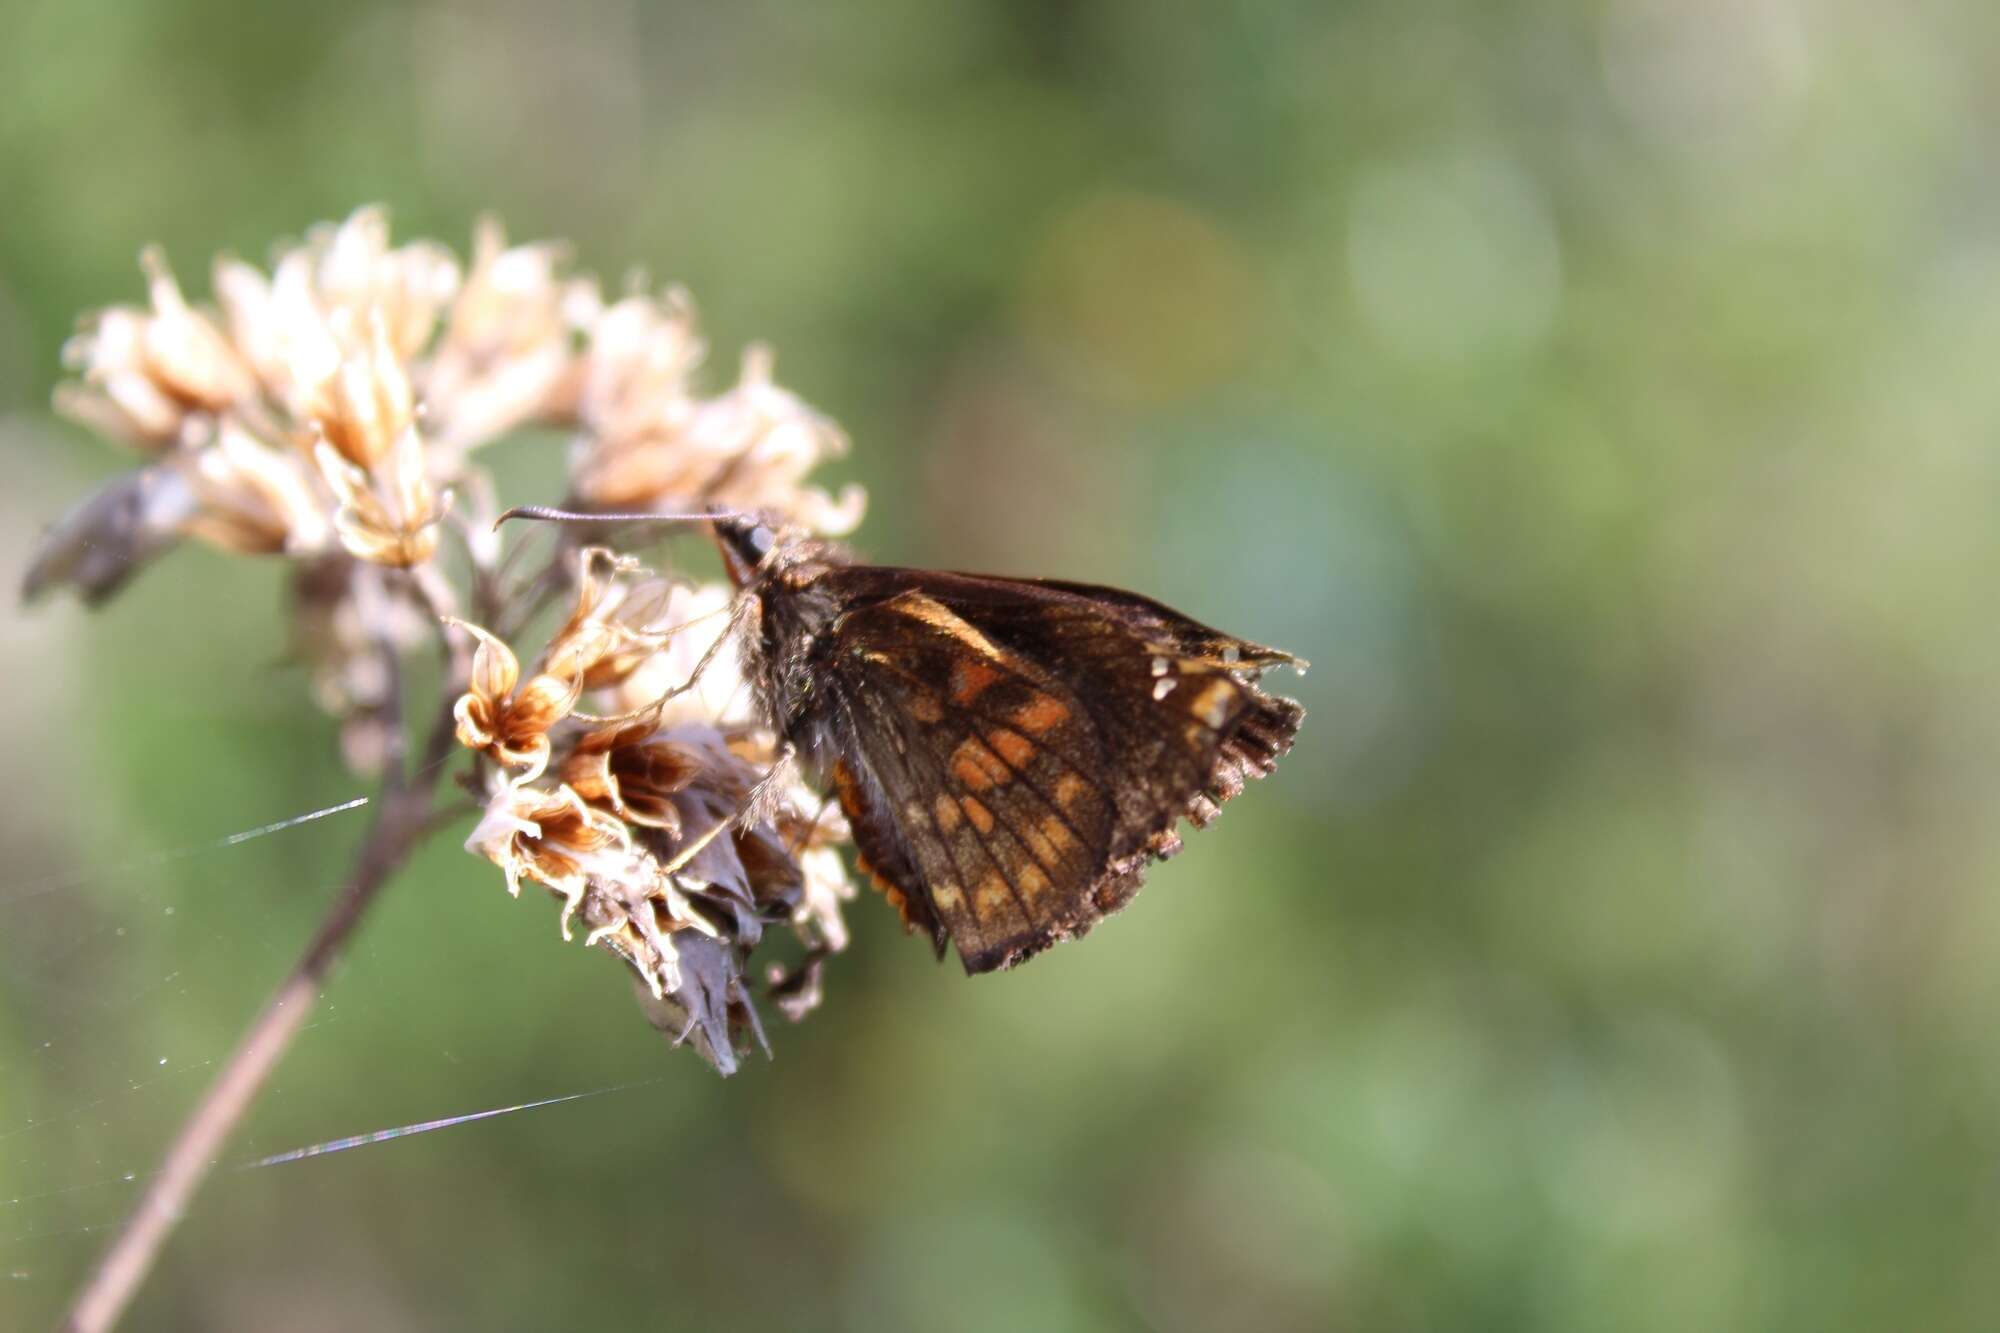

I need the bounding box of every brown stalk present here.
[60,697,464,1333]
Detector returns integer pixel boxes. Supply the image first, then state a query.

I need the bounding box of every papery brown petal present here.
[494,733,554,783]
[181,422,333,556]
[607,742,699,831]
[543,621,618,683]
[571,711,664,757]
[53,378,183,451]
[137,247,258,410]
[453,694,500,749]
[557,747,617,806]
[386,425,432,523]
[517,840,583,887]
[454,619,522,700]
[508,670,585,738]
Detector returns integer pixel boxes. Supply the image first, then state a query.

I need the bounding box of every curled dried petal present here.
[317,430,445,568]
[136,248,260,412]
[456,618,522,705]
[561,719,698,834]
[175,421,332,556]
[448,618,585,784]
[305,309,414,470]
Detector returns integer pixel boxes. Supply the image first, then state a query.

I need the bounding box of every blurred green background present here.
[4,1,1997,1329]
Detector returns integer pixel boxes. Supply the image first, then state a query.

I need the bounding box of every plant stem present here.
[61,705,459,1333]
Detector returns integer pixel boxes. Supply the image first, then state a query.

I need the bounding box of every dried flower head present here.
[31,206,865,1071]
[568,293,866,534]
[449,546,679,779]
[455,552,853,1073]
[421,218,587,460]
[29,206,856,777]
[55,247,261,451]
[451,619,586,783]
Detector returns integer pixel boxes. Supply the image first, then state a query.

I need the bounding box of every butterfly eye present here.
[713,515,782,586]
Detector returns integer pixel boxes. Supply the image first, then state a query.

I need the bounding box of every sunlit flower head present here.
[33,206,866,1069]
[568,294,865,534]
[452,542,854,1073]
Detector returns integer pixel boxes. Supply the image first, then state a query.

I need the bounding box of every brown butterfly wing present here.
[808,569,1303,973]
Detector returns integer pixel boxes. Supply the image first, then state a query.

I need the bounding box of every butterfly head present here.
[711,512,848,591]
[712,513,780,587]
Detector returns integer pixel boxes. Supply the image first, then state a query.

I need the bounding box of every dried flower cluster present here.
[29,208,863,1072]
[451,549,852,1071]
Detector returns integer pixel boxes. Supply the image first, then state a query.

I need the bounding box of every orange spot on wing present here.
[951,736,1011,791]
[832,758,866,814]
[1013,694,1069,735]
[950,659,1002,705]
[960,796,995,834]
[1053,772,1090,811]
[952,753,994,791]
[1041,815,1078,855]
[934,794,963,833]
[976,872,1014,916]
[855,849,919,932]
[1188,678,1236,729]
[989,728,1035,768]
[908,691,943,723]
[1020,822,1062,871]
[1017,863,1052,901]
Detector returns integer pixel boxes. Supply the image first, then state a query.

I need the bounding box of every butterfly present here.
[712,515,1305,974]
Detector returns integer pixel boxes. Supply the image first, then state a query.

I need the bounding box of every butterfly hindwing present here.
[805,569,1302,972]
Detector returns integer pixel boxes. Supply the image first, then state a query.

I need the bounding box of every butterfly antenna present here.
[493,504,757,532]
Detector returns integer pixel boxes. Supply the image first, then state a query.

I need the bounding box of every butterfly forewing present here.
[800,566,1302,972]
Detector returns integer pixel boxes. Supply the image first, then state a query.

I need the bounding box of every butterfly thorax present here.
[741,565,836,739]
[720,541,877,785]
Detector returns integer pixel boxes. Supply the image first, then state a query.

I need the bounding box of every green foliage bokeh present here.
[5,2,1999,1330]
